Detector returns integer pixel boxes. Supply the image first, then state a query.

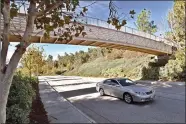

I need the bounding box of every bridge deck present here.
[1,15,178,55]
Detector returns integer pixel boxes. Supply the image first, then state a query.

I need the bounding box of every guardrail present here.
[76,16,179,48]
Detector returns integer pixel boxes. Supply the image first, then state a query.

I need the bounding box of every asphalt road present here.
[41,76,185,123]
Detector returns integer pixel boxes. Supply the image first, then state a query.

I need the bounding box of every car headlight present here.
[135,92,146,95]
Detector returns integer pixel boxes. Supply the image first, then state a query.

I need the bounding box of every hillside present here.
[64,51,153,80]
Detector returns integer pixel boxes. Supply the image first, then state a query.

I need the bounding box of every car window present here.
[110,79,119,86]
[103,79,112,85]
[103,79,119,86]
[118,78,135,86]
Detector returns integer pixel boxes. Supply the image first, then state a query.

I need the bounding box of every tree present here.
[20,45,46,76]
[160,0,185,81]
[167,0,185,47]
[47,55,53,63]
[136,9,157,34]
[0,0,135,123]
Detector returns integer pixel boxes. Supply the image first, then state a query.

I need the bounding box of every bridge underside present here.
[9,34,169,55]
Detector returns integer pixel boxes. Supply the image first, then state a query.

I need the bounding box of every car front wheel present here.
[123,93,133,104]
[99,88,105,96]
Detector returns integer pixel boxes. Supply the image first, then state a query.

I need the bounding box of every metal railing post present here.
[86,17,88,24]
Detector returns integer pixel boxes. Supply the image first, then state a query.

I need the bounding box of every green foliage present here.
[160,0,185,81]
[55,70,62,75]
[10,3,18,19]
[20,45,46,76]
[160,49,185,81]
[136,9,157,34]
[101,67,126,78]
[65,53,152,80]
[107,1,135,30]
[106,49,125,60]
[167,0,185,47]
[141,66,160,80]
[6,73,37,124]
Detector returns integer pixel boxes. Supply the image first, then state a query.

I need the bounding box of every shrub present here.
[55,70,62,75]
[6,73,36,124]
[141,66,160,80]
[159,49,185,81]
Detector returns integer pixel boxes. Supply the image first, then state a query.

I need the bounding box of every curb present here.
[135,80,185,86]
[44,79,96,123]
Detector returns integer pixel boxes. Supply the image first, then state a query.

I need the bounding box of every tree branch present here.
[1,1,10,71]
[22,0,36,42]
[36,1,63,17]
[36,0,46,10]
[78,1,97,8]
[5,42,30,78]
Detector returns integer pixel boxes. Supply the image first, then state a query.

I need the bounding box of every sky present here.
[8,0,174,61]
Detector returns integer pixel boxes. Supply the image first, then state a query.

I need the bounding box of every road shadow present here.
[59,87,97,98]
[53,82,96,87]
[44,78,82,82]
[59,84,156,107]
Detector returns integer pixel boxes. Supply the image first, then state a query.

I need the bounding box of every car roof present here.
[106,77,128,80]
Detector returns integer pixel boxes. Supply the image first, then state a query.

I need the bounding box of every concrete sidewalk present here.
[39,80,96,123]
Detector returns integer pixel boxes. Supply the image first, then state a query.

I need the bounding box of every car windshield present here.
[117,79,135,86]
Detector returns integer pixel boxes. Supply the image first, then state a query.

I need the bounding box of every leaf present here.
[44,32,50,39]
[83,7,88,13]
[121,20,127,26]
[75,33,80,37]
[73,20,77,23]
[58,37,64,41]
[129,10,136,15]
[107,19,111,24]
[82,32,87,37]
[116,25,121,30]
[63,16,70,24]
[10,8,18,19]
[80,12,84,16]
[69,36,73,41]
[59,20,65,27]
[11,3,17,8]
[130,15,134,19]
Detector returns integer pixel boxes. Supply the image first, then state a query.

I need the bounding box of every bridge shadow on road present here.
[59,87,97,98]
[53,82,96,87]
[45,78,82,81]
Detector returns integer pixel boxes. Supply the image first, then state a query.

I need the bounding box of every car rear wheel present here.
[99,88,105,96]
[123,93,133,104]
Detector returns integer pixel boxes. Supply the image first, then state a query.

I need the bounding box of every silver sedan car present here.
[96,78,155,104]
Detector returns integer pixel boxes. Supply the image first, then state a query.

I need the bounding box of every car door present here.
[109,79,123,98]
[102,79,113,95]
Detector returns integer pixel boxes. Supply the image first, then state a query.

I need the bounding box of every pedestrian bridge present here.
[1,14,178,55]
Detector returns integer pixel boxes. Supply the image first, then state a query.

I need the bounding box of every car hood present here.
[124,84,153,92]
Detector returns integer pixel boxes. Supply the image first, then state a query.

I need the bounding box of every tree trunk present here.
[0,43,30,123]
[1,0,10,71]
[0,0,36,122]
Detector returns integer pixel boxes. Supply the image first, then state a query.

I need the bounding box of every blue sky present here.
[8,1,174,60]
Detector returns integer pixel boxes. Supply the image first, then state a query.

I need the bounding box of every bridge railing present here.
[0,14,179,48]
[76,16,178,47]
